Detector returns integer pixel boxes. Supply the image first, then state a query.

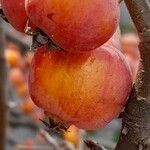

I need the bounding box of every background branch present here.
[115,0,150,149]
[0,19,7,150]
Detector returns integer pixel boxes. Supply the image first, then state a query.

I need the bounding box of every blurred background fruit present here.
[20,98,35,115]
[5,47,22,67]
[64,125,81,148]
[121,33,140,80]
[9,68,25,88]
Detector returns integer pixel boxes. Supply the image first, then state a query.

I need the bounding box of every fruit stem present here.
[31,29,64,51]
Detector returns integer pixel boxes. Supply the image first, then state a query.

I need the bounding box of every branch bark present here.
[115,0,150,150]
[0,19,7,150]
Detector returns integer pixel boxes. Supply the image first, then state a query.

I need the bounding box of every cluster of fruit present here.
[1,0,140,130]
[6,43,29,98]
[5,42,45,121]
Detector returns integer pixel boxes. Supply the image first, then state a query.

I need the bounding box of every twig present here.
[39,128,75,150]
[39,128,60,150]
[16,145,51,150]
[84,140,108,150]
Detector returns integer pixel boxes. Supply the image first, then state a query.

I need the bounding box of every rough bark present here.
[115,0,150,150]
[0,19,7,150]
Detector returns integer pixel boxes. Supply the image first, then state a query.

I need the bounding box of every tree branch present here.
[0,19,7,150]
[115,0,150,149]
[125,0,150,99]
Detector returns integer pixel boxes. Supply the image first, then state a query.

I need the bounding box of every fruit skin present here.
[29,46,132,130]
[1,0,35,32]
[26,0,119,52]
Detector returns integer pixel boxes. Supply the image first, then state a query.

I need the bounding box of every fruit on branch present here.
[21,98,35,114]
[64,125,81,148]
[26,0,119,52]
[29,46,132,130]
[17,83,28,97]
[5,48,22,67]
[1,0,35,32]
[121,33,140,80]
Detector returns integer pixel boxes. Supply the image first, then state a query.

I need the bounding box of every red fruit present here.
[26,0,119,52]
[1,0,35,32]
[29,46,132,130]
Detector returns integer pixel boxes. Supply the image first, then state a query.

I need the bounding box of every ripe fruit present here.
[121,33,140,80]
[5,48,22,67]
[64,125,80,148]
[29,46,132,130]
[26,0,119,52]
[17,83,28,97]
[1,0,35,32]
[21,98,35,114]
